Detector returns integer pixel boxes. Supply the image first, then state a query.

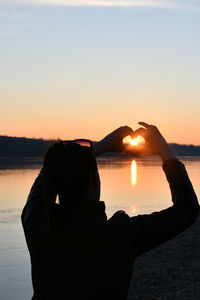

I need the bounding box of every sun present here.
[123,135,145,147]
[130,139,138,146]
[129,136,145,147]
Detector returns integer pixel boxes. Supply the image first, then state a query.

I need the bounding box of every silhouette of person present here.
[21,122,199,300]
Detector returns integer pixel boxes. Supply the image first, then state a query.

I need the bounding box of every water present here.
[0,156,200,300]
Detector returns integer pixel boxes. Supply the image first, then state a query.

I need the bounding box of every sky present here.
[0,0,200,144]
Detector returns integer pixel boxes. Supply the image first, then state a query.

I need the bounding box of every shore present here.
[127,214,200,300]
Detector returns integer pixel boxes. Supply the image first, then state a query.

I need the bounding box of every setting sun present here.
[130,139,138,146]
[129,136,145,147]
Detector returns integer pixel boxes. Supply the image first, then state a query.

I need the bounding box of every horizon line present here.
[0,134,199,147]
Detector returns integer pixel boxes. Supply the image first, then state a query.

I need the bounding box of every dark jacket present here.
[21,158,199,300]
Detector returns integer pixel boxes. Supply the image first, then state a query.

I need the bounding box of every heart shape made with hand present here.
[123,135,145,147]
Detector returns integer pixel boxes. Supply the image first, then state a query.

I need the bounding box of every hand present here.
[128,122,174,163]
[94,126,134,157]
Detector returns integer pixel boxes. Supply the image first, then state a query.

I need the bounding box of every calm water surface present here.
[0,156,200,300]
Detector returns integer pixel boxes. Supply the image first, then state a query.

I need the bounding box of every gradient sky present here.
[0,0,200,144]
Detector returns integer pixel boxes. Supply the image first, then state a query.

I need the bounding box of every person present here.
[21,122,199,300]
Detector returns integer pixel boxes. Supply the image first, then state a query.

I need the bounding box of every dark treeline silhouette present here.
[170,143,200,156]
[0,135,53,157]
[0,135,200,157]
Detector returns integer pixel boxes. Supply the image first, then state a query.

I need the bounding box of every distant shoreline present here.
[0,135,200,157]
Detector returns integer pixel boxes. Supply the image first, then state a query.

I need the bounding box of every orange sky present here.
[1,2,200,145]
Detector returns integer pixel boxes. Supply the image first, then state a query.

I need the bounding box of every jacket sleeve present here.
[21,169,46,233]
[129,158,199,257]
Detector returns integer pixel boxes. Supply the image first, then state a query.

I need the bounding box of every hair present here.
[43,141,96,229]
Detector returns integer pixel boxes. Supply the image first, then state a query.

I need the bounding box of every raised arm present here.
[93,126,134,157]
[128,122,199,256]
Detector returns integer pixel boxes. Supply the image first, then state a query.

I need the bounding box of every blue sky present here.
[0,0,200,143]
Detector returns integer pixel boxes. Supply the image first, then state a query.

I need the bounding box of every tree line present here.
[0,135,200,157]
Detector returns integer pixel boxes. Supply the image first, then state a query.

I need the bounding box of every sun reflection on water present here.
[131,160,137,187]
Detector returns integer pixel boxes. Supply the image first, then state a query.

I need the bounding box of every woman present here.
[21,122,199,300]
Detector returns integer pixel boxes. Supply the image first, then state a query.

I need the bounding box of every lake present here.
[0,156,200,300]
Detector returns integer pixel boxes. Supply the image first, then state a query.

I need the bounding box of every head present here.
[43,141,100,214]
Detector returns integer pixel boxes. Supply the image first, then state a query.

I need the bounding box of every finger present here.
[118,126,134,139]
[134,128,147,138]
[138,122,151,129]
[124,144,147,155]
[133,144,149,154]
[123,144,139,156]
